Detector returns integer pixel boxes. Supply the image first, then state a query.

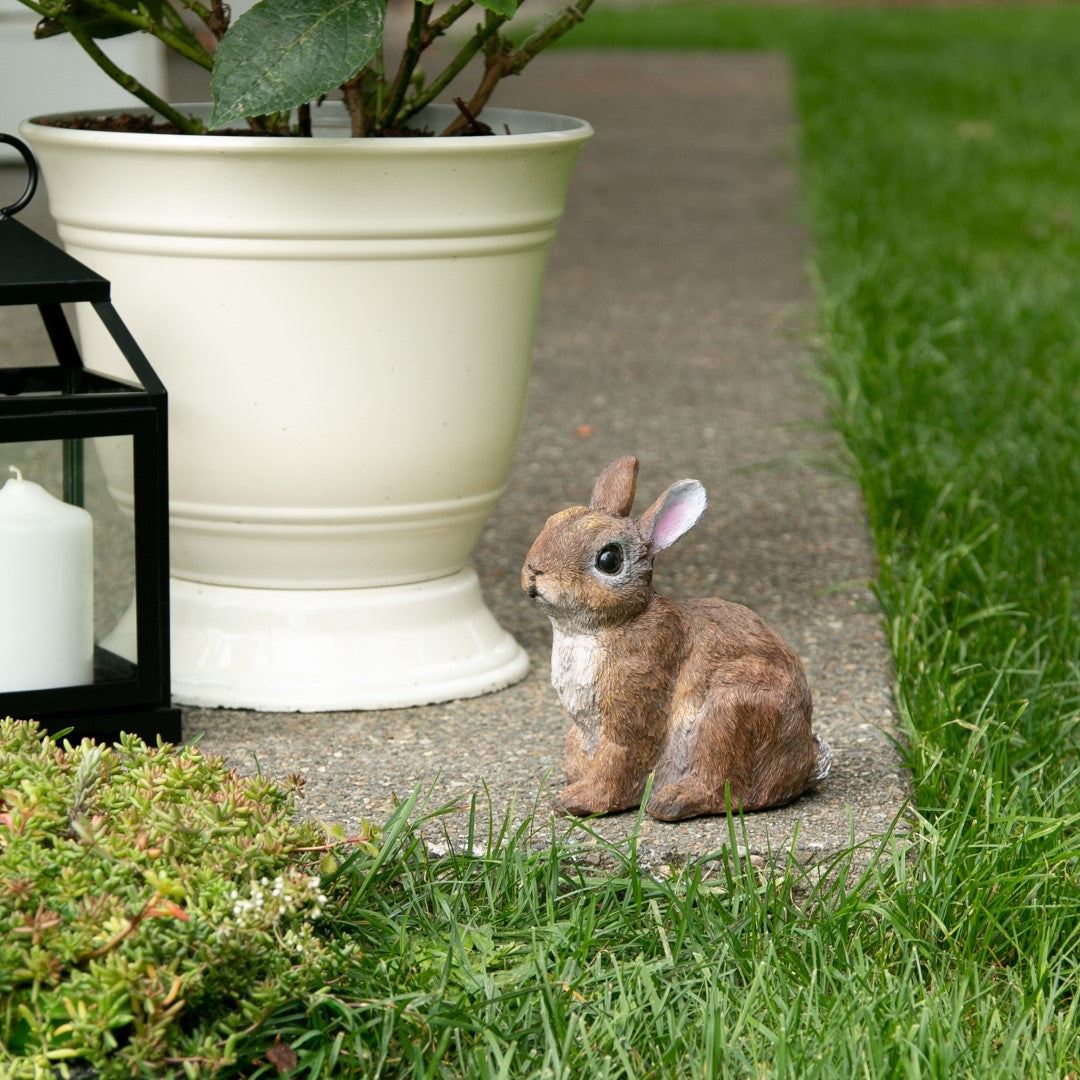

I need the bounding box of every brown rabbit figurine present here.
[522,455,832,821]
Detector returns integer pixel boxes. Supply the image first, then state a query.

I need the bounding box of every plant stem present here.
[183,0,230,41]
[291,833,376,853]
[425,0,476,40]
[64,0,214,70]
[440,0,595,134]
[152,0,204,48]
[341,73,368,138]
[380,0,479,127]
[52,12,207,133]
[400,10,508,124]
[511,0,595,69]
[379,0,430,129]
[208,0,229,40]
[440,27,509,136]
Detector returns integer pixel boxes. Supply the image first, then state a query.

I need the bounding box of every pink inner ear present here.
[649,481,707,551]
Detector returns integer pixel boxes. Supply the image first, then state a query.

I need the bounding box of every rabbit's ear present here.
[589,455,639,516]
[639,479,707,553]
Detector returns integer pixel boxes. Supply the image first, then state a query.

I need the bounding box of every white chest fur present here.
[550,627,602,751]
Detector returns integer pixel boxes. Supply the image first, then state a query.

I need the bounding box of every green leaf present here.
[209,0,385,130]
[473,0,519,17]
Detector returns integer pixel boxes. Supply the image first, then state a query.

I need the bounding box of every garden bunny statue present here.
[522,455,832,821]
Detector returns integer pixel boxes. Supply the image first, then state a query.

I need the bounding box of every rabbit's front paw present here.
[557,782,615,818]
[646,781,714,822]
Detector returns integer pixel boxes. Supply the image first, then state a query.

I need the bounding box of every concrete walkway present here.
[2,52,905,871]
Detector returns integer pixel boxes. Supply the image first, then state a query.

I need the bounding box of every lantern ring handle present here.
[0,133,39,218]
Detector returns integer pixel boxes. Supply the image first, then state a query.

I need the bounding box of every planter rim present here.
[21,102,593,155]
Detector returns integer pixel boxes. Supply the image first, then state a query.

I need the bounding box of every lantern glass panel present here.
[0,434,143,688]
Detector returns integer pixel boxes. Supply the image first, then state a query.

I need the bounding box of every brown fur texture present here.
[522,455,831,821]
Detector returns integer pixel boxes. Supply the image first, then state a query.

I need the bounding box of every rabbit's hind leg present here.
[645,778,743,821]
[644,689,749,820]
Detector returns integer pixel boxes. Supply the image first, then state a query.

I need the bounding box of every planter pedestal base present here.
[105,569,529,712]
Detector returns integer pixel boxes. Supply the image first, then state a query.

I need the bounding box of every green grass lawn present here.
[261,9,1080,1077]
[7,7,1078,1077]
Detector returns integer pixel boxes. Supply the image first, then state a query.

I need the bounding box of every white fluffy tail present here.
[810,733,833,784]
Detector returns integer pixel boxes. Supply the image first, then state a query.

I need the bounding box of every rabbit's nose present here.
[523,564,544,598]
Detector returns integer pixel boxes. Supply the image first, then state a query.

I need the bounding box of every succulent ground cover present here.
[0,718,363,1076]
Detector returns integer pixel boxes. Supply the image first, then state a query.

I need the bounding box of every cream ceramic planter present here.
[22,103,591,711]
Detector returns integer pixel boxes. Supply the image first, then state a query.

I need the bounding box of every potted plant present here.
[14,0,594,711]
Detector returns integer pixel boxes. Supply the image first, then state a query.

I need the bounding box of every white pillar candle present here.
[0,466,94,692]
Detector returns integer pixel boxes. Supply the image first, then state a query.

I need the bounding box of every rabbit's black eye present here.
[595,544,624,575]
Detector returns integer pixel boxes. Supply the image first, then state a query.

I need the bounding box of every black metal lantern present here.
[0,133,181,743]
